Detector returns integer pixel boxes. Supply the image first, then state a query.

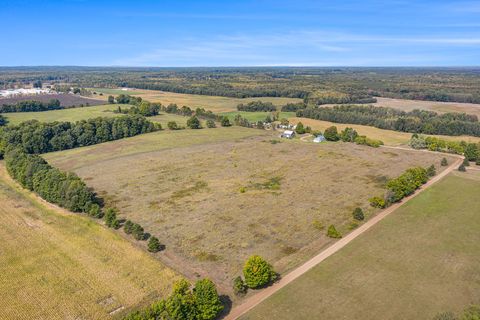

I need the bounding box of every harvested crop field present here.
[45,128,454,291]
[243,171,480,320]
[0,93,105,107]
[0,163,180,320]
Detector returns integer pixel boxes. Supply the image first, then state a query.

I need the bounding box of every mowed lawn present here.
[44,127,453,291]
[4,104,126,125]
[0,163,180,320]
[243,171,480,320]
[289,117,480,146]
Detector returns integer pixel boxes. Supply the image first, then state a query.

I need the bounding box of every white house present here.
[313,135,326,143]
[281,130,295,139]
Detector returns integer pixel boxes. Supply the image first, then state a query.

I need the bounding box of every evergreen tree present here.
[148,236,162,252]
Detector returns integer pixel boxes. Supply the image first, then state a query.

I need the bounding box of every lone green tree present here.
[352,207,364,221]
[295,122,306,134]
[148,236,162,252]
[220,116,231,127]
[206,119,216,128]
[427,164,436,177]
[243,255,277,289]
[193,279,224,320]
[324,126,339,141]
[441,157,448,166]
[187,116,202,129]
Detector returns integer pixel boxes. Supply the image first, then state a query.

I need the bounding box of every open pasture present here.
[290,117,480,145]
[243,171,480,320]
[0,163,179,320]
[45,128,452,289]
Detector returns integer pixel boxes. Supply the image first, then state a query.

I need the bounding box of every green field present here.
[5,104,125,124]
[0,163,180,320]
[219,111,296,122]
[44,128,453,291]
[243,171,480,320]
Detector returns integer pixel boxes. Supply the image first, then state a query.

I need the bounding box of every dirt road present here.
[226,154,463,320]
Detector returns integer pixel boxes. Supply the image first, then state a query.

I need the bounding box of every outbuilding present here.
[281,130,295,139]
[313,135,326,143]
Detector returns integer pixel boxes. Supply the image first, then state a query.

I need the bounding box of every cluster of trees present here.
[5,148,98,213]
[114,94,143,105]
[280,102,307,112]
[370,166,434,208]
[410,135,480,163]
[298,105,480,137]
[237,101,276,112]
[123,278,223,320]
[0,99,62,113]
[0,115,158,156]
[306,91,377,105]
[114,102,161,117]
[233,255,277,296]
[322,126,384,148]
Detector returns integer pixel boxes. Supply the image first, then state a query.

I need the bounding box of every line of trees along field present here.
[298,105,480,137]
[0,99,62,112]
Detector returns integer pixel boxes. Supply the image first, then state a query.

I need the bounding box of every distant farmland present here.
[0,93,105,107]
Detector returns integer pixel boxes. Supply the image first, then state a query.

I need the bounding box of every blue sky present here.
[1,0,479,66]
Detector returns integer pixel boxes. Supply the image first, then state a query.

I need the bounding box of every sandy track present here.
[226,152,463,320]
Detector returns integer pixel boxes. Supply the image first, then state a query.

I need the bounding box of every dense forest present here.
[298,105,480,137]
[0,115,159,156]
[2,67,480,104]
[0,99,62,112]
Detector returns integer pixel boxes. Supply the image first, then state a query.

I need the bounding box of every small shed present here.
[281,130,295,139]
[313,135,326,143]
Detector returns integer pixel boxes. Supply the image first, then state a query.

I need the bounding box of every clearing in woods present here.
[0,162,180,320]
[242,171,480,320]
[44,127,454,291]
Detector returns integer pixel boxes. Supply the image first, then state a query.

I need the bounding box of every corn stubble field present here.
[45,127,453,291]
[0,164,180,320]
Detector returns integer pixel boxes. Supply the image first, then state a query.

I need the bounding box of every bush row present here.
[0,115,159,157]
[369,166,434,208]
[123,279,223,320]
[410,135,480,163]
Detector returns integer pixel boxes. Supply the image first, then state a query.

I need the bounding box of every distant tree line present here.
[281,102,307,112]
[237,101,277,112]
[410,134,480,163]
[0,115,159,157]
[298,105,480,137]
[114,102,160,117]
[0,99,62,113]
[123,278,223,320]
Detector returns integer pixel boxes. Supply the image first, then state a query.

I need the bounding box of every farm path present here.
[225,152,463,320]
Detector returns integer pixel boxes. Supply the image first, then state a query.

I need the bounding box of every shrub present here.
[187,116,202,129]
[107,95,115,104]
[206,119,216,128]
[88,203,102,218]
[386,167,428,202]
[340,127,358,142]
[433,311,456,320]
[323,126,339,141]
[427,164,436,177]
[148,236,162,252]
[461,305,480,320]
[441,157,448,166]
[369,196,386,208]
[352,207,364,221]
[104,208,120,229]
[167,121,178,130]
[243,255,277,289]
[233,276,247,295]
[295,122,306,134]
[220,116,231,127]
[327,225,342,238]
[193,278,224,320]
[124,220,134,234]
[132,223,145,240]
[459,164,466,172]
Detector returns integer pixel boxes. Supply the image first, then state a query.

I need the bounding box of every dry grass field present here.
[92,88,302,112]
[243,170,480,320]
[44,127,453,291]
[290,117,480,145]
[0,163,180,320]
[375,97,480,118]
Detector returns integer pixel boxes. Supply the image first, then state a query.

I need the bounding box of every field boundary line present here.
[226,153,463,320]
